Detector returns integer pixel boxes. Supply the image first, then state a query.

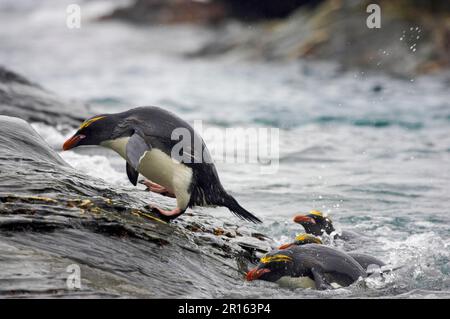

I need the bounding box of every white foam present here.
[31,122,71,150]
[60,151,129,186]
[31,122,142,189]
[378,232,450,285]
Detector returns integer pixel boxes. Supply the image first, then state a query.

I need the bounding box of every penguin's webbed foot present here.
[150,205,182,218]
[142,180,175,198]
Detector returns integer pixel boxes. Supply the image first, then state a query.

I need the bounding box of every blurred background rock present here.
[1,0,450,298]
[101,0,450,77]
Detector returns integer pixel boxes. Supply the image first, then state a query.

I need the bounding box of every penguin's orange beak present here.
[246,267,271,281]
[63,134,85,151]
[293,215,316,224]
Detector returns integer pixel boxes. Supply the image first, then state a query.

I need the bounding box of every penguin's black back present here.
[348,252,385,270]
[289,244,366,285]
[112,106,211,164]
[115,107,261,223]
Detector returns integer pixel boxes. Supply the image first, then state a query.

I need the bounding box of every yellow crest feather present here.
[79,116,106,129]
[309,210,323,217]
[294,234,323,244]
[260,254,292,264]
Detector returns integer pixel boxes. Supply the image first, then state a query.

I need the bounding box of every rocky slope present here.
[0,68,273,298]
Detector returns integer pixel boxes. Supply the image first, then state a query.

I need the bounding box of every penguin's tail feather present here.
[224,194,262,224]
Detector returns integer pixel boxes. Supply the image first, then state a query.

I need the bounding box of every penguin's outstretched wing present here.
[125,131,152,185]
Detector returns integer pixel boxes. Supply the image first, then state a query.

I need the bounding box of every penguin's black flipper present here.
[311,268,332,290]
[126,131,152,170]
[126,162,139,186]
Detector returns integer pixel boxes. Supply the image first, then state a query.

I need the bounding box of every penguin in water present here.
[277,234,385,271]
[293,210,357,240]
[246,244,366,290]
[293,210,336,236]
[62,106,262,223]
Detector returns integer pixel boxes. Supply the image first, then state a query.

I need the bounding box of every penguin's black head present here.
[246,251,294,282]
[293,210,335,236]
[278,233,323,250]
[63,114,124,150]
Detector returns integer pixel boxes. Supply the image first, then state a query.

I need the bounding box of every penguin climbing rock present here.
[63,106,262,223]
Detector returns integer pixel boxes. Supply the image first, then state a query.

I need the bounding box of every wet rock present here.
[0,116,270,297]
[225,0,322,21]
[99,0,450,76]
[102,0,323,24]
[0,66,91,129]
[100,0,228,25]
[188,0,450,77]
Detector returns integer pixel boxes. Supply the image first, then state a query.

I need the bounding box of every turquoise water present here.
[1,0,449,298]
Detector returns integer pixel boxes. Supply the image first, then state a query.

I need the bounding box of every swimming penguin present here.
[293,210,336,236]
[62,106,262,223]
[246,244,366,290]
[277,234,385,271]
[293,210,359,241]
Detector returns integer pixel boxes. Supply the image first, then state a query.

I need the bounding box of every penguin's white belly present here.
[101,137,193,209]
[139,149,193,208]
[276,276,317,289]
[138,150,175,189]
[276,276,343,290]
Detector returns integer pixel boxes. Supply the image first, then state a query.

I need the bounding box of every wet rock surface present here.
[189,1,450,76]
[100,0,228,25]
[0,116,273,297]
[103,1,450,77]
[102,0,322,24]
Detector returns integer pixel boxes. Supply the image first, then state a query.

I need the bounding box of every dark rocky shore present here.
[102,0,450,77]
[0,67,273,298]
[0,67,91,129]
